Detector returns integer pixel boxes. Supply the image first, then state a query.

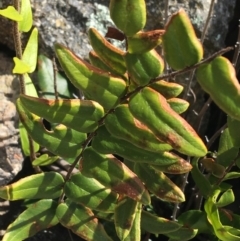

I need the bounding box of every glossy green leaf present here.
[105,104,172,153]
[191,158,212,198]
[150,80,184,98]
[167,227,198,241]
[216,189,235,208]
[151,159,192,174]
[227,116,240,148]
[162,9,203,70]
[124,49,164,85]
[3,199,58,241]
[0,6,22,21]
[134,163,185,203]
[19,0,32,32]
[22,28,38,73]
[123,202,142,241]
[92,126,184,166]
[37,54,74,99]
[19,120,40,156]
[217,127,239,167]
[196,56,240,120]
[20,94,104,133]
[55,43,127,109]
[129,87,207,157]
[17,99,86,158]
[64,173,118,212]
[177,210,212,234]
[81,147,150,205]
[88,28,126,76]
[223,172,240,181]
[127,30,165,54]
[167,98,189,114]
[56,199,113,241]
[13,57,30,74]
[0,172,64,200]
[32,154,59,166]
[114,197,139,240]
[24,73,38,96]
[141,211,181,234]
[109,0,146,36]
[205,189,240,241]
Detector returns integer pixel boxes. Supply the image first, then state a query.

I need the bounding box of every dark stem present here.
[52,57,59,100]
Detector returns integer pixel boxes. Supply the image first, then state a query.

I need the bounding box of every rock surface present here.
[0,51,23,186]
[0,0,236,58]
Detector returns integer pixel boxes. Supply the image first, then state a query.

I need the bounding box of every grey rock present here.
[0,0,236,58]
[0,51,24,186]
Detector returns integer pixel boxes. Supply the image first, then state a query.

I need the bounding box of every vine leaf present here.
[0,172,64,200]
[3,200,59,241]
[32,154,59,166]
[0,6,22,21]
[19,0,32,32]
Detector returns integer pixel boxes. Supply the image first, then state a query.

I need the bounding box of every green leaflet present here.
[37,54,74,99]
[167,98,189,114]
[167,227,198,241]
[216,127,239,167]
[17,98,86,158]
[32,154,59,166]
[20,94,104,133]
[227,116,240,148]
[88,28,126,76]
[127,30,165,54]
[151,159,192,174]
[109,0,146,36]
[196,56,240,120]
[64,172,118,212]
[81,147,150,205]
[3,200,59,241]
[55,43,127,109]
[124,49,164,85]
[105,104,172,153]
[129,87,207,157]
[0,172,64,200]
[191,158,212,198]
[0,6,22,21]
[141,211,181,234]
[57,199,113,241]
[114,197,139,240]
[92,126,184,166]
[205,189,240,241]
[162,9,203,70]
[134,163,185,203]
[177,210,212,234]
[150,80,184,98]
[122,202,142,241]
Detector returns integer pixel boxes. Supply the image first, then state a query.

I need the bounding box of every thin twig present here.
[13,0,25,94]
[183,0,216,100]
[52,57,59,100]
[207,123,227,149]
[232,20,240,67]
